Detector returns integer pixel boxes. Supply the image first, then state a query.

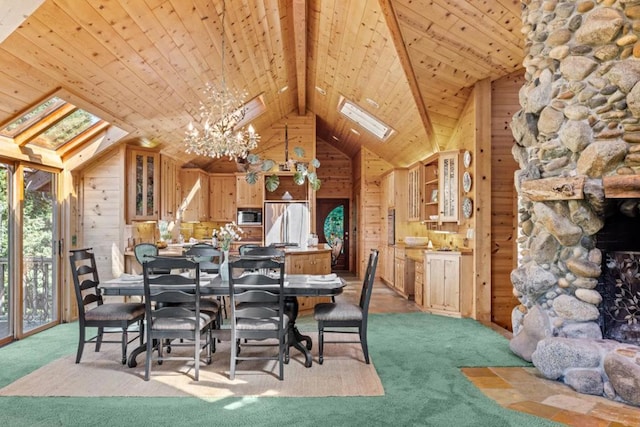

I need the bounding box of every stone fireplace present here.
[509,0,640,406]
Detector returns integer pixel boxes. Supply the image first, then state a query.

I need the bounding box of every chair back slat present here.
[185,243,221,273]
[69,248,102,313]
[228,255,288,379]
[360,249,379,312]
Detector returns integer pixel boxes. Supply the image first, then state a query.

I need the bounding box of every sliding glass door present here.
[21,167,58,334]
[0,164,10,341]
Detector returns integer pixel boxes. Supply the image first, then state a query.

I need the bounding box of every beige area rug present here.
[0,333,384,399]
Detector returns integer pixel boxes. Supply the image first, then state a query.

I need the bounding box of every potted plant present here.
[239,146,321,192]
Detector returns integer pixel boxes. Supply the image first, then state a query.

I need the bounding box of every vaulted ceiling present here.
[0,0,524,170]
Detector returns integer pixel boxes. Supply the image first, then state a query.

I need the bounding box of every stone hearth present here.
[510,0,640,407]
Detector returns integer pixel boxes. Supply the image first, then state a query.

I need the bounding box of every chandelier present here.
[184,1,259,160]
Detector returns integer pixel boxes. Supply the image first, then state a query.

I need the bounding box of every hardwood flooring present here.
[328,273,640,427]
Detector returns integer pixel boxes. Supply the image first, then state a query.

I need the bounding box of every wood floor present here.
[329,273,640,427]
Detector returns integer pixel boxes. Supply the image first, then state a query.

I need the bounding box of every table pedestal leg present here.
[285,296,313,367]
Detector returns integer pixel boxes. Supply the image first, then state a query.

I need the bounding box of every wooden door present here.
[315,198,349,271]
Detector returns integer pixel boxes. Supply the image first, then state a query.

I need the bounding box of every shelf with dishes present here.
[421,150,460,224]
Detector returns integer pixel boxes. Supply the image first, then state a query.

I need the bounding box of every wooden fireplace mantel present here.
[521,176,585,201]
[521,175,640,201]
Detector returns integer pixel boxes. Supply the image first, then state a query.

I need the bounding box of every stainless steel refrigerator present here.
[263,201,310,247]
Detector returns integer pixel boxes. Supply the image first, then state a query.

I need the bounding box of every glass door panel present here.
[0,164,10,340]
[22,167,57,332]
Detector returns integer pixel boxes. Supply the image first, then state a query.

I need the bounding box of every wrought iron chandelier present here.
[184,1,259,159]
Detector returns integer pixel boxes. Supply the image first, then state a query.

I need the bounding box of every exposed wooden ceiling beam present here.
[292,0,307,115]
[379,0,438,154]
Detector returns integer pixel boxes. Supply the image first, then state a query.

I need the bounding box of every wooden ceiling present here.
[0,0,523,169]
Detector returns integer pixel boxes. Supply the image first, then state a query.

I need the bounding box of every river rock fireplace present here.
[509,0,640,406]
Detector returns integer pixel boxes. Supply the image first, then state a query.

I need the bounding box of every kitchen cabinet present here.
[423,154,439,223]
[438,150,460,223]
[393,247,414,299]
[424,251,472,317]
[285,249,332,311]
[160,155,179,221]
[179,169,209,222]
[422,151,460,224]
[380,245,394,286]
[236,173,263,207]
[209,174,236,222]
[408,164,422,221]
[414,257,424,307]
[127,148,159,222]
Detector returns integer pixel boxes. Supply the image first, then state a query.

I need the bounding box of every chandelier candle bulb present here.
[183,0,260,160]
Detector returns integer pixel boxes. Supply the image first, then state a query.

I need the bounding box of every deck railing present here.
[0,256,53,328]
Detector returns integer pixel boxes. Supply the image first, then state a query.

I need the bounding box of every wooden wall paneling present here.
[79,146,126,282]
[490,70,523,331]
[473,78,492,324]
[316,138,352,199]
[354,148,392,278]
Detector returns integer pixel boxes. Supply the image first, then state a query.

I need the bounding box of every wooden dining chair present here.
[313,249,379,364]
[185,243,225,321]
[142,256,215,381]
[228,256,289,380]
[69,248,145,364]
[134,243,171,274]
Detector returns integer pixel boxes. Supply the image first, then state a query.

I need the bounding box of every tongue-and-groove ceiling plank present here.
[0,0,524,170]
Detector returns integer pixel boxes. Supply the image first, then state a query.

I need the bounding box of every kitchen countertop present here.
[125,243,331,257]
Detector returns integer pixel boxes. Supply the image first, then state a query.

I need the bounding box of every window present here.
[0,94,110,153]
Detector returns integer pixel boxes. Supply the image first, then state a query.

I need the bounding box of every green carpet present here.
[0,312,561,426]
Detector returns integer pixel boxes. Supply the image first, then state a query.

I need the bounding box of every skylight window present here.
[0,93,110,153]
[337,96,395,141]
[0,97,66,138]
[30,109,101,150]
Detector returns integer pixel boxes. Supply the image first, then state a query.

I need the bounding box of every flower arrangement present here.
[213,222,244,251]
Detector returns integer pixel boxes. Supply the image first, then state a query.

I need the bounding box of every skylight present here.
[337,96,395,141]
[0,94,110,152]
[30,109,101,150]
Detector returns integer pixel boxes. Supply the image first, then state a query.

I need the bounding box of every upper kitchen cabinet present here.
[236,173,263,207]
[179,169,209,222]
[422,154,439,223]
[127,148,159,222]
[408,164,422,222]
[382,169,408,211]
[160,155,179,221]
[209,174,236,222]
[438,150,461,223]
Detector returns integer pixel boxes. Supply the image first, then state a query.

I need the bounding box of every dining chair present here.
[238,243,261,255]
[142,256,215,381]
[134,243,171,274]
[228,256,289,380]
[69,248,145,364]
[313,248,379,364]
[185,243,226,321]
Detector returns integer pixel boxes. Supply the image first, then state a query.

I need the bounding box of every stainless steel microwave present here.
[237,209,262,225]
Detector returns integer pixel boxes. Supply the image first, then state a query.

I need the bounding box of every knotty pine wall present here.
[316,138,352,199]
[490,71,523,331]
[353,147,392,279]
[78,146,127,281]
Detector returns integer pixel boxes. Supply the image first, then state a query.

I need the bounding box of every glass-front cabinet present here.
[438,150,460,223]
[408,164,421,221]
[127,149,159,221]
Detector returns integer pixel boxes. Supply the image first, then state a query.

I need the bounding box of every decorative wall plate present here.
[463,171,472,193]
[462,197,473,219]
[463,150,472,168]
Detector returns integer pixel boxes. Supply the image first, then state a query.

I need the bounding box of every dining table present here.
[101,273,345,368]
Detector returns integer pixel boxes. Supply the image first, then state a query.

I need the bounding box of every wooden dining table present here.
[101,273,345,368]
